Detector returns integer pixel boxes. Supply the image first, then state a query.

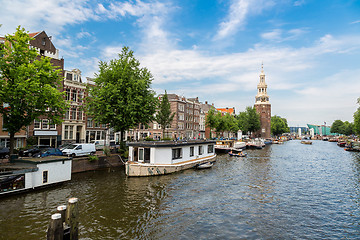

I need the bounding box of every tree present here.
[246,106,261,137]
[331,120,344,134]
[155,91,175,139]
[237,111,249,134]
[205,108,217,138]
[342,121,354,136]
[271,115,289,136]
[86,46,158,145]
[354,98,360,135]
[0,26,67,155]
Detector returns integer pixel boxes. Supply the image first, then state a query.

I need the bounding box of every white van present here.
[62,143,96,157]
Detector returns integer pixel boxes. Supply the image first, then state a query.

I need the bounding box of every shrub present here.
[88,155,98,162]
[144,137,155,141]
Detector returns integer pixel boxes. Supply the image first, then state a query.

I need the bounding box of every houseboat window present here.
[139,148,144,162]
[144,148,150,163]
[199,146,203,155]
[190,147,194,157]
[172,148,182,160]
[43,171,48,184]
[208,145,214,153]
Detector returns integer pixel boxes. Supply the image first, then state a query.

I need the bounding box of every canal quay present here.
[1,140,360,239]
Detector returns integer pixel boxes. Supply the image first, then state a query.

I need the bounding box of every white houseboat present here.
[0,156,72,196]
[126,140,216,177]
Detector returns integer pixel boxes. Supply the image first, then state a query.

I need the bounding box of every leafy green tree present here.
[86,46,158,145]
[331,120,344,134]
[155,91,175,139]
[205,108,217,138]
[246,106,261,137]
[271,115,289,136]
[0,26,67,155]
[237,111,249,134]
[225,113,239,133]
[342,121,354,136]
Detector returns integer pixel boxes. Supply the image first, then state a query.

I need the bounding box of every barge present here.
[0,156,72,196]
[126,140,216,177]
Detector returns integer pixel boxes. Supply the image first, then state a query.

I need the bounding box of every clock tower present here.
[254,64,271,139]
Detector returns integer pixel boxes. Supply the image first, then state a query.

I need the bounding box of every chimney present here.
[205,101,208,104]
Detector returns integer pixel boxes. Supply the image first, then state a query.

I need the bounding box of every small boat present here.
[195,162,214,169]
[301,140,312,145]
[229,152,247,157]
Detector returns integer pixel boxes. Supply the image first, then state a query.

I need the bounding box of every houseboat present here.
[0,156,72,196]
[125,140,216,177]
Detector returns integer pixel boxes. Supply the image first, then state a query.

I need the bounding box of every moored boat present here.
[125,140,216,177]
[301,140,312,145]
[0,156,72,197]
[195,162,214,169]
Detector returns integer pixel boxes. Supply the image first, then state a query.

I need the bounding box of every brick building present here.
[254,64,271,139]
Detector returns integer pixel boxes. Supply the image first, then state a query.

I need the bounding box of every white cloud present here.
[0,0,97,35]
[214,0,276,40]
[350,20,360,24]
[294,0,306,7]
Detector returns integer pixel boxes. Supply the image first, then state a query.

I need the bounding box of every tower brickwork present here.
[254,64,271,139]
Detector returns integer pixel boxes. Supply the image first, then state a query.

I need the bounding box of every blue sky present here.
[1,0,360,127]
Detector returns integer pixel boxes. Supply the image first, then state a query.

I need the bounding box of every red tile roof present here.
[216,108,235,115]
[29,32,41,38]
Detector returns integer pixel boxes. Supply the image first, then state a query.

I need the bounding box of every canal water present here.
[1,140,360,239]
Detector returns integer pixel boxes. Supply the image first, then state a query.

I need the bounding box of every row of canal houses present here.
[0,30,236,149]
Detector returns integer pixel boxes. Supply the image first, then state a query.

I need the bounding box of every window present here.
[208,145,214,153]
[78,110,82,120]
[190,147,194,157]
[78,91,83,103]
[72,90,77,102]
[40,49,45,55]
[50,123,56,130]
[198,146,203,155]
[178,113,184,121]
[64,125,74,140]
[139,148,144,162]
[43,171,48,184]
[65,109,70,120]
[34,119,41,129]
[66,73,72,80]
[172,148,182,160]
[42,119,49,129]
[87,118,93,127]
[65,89,71,101]
[178,104,184,111]
[96,131,101,140]
[71,108,77,120]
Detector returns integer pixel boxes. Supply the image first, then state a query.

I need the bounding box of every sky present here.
[1,0,360,127]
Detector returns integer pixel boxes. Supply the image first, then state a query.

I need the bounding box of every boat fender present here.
[148,168,154,175]
[156,168,162,174]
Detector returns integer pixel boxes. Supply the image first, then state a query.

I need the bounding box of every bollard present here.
[65,197,79,240]
[47,213,64,240]
[57,205,67,224]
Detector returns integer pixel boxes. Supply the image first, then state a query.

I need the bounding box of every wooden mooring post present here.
[47,198,79,240]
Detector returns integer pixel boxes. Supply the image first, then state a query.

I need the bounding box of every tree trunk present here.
[9,132,15,157]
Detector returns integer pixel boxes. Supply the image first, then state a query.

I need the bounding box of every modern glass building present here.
[307,124,337,136]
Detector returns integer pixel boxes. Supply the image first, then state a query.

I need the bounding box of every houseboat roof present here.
[127,140,216,148]
[15,156,72,164]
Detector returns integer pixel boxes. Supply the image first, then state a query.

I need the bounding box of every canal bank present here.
[1,140,360,239]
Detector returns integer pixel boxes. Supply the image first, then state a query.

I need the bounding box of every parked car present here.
[34,148,63,158]
[62,144,96,157]
[20,145,50,157]
[0,147,10,159]
[59,143,73,151]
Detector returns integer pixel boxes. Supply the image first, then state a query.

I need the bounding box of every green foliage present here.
[155,91,175,137]
[271,115,289,136]
[237,107,260,136]
[144,137,155,141]
[331,120,344,134]
[161,137,173,141]
[205,108,217,138]
[0,26,67,154]
[353,105,360,135]
[26,136,37,146]
[331,119,354,135]
[88,155,99,162]
[86,46,158,142]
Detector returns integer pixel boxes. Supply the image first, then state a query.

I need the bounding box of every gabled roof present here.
[29,31,42,38]
[216,108,235,115]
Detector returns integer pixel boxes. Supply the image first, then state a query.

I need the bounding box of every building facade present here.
[254,64,271,139]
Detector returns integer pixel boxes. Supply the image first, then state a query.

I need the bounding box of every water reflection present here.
[1,141,360,239]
